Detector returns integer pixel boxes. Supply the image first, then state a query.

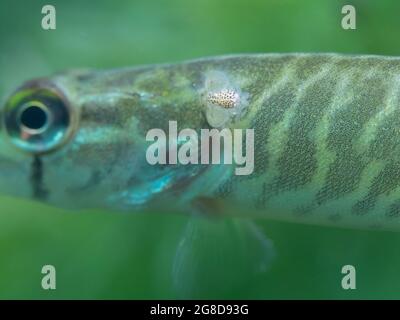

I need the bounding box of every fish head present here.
[0,66,215,211]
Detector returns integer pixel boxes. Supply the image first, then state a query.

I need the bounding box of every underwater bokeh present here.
[1,0,400,299]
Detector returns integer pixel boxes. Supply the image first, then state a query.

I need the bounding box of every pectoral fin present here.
[172,216,275,298]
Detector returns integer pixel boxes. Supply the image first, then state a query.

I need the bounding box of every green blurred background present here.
[1,0,400,299]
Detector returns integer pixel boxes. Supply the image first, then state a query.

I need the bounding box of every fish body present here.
[2,53,400,230]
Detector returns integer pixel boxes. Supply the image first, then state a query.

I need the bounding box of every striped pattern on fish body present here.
[2,53,400,231]
[207,54,400,230]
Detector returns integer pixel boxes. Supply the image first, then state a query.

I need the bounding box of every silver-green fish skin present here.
[1,53,400,230]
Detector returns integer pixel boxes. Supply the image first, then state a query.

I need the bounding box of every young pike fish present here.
[2,53,400,228]
[1,53,400,295]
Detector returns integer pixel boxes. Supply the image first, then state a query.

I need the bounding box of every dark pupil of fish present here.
[20,105,48,130]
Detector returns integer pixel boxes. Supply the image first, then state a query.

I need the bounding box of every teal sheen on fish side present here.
[2,53,400,231]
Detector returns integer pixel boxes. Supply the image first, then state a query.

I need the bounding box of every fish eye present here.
[18,101,50,134]
[3,86,73,154]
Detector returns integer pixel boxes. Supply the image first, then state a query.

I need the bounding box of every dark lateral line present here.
[31,156,49,200]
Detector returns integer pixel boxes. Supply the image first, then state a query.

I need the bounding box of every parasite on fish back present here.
[207,89,240,108]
